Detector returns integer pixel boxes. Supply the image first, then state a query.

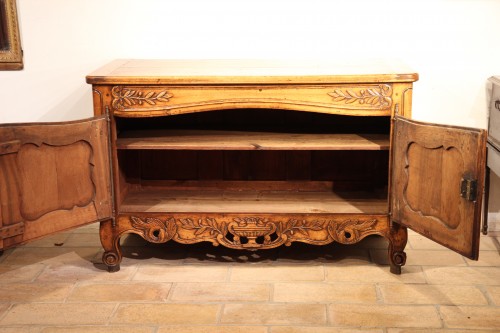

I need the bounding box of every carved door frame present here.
[0,116,113,250]
[391,116,487,259]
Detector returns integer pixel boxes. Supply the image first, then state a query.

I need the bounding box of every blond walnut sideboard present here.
[0,60,487,274]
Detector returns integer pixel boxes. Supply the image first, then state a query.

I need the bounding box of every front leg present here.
[387,221,407,274]
[100,219,123,272]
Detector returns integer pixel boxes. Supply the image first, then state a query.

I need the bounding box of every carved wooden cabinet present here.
[0,60,487,274]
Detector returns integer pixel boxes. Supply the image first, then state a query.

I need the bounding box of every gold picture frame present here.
[0,0,22,70]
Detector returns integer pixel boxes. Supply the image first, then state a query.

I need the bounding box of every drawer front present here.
[109,84,395,117]
[489,79,500,146]
[488,143,500,176]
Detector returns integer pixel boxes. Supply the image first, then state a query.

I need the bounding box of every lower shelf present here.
[120,188,388,214]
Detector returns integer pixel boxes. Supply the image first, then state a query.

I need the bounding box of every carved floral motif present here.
[128,215,379,250]
[131,216,176,243]
[328,85,392,108]
[112,86,173,110]
[327,218,378,244]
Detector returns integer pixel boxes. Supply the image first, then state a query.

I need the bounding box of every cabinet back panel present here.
[119,150,389,192]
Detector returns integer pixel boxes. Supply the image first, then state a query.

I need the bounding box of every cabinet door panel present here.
[391,116,486,259]
[0,117,112,250]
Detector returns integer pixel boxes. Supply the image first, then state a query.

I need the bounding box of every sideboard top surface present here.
[86,59,419,85]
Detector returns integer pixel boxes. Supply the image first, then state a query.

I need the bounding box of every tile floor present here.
[0,223,500,332]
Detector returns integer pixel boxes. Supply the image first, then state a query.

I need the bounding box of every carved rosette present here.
[327,85,392,109]
[112,86,173,110]
[128,216,379,250]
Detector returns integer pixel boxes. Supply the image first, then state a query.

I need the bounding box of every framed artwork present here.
[0,0,22,70]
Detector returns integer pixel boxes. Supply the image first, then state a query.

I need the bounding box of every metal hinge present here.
[460,177,477,202]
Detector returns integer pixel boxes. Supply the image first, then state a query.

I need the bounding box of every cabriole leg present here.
[99,219,122,272]
[387,221,408,275]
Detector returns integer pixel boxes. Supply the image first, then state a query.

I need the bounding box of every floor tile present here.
[20,232,70,248]
[423,266,500,285]
[407,234,445,250]
[371,249,466,266]
[0,264,46,283]
[0,303,116,325]
[378,284,488,305]
[111,304,219,325]
[272,328,384,333]
[387,329,495,333]
[478,236,500,251]
[40,327,154,333]
[484,285,500,306]
[464,251,500,266]
[328,304,441,328]
[183,243,279,264]
[274,243,371,265]
[1,247,100,266]
[71,222,100,234]
[171,282,270,302]
[230,265,324,282]
[355,235,389,249]
[0,328,41,333]
[63,233,102,247]
[0,283,73,302]
[116,245,189,265]
[157,326,268,333]
[221,303,326,325]
[133,265,228,282]
[325,264,426,284]
[0,249,14,264]
[35,263,136,282]
[1,227,499,332]
[440,305,500,329]
[407,233,499,253]
[273,282,377,303]
[68,282,171,302]
[0,303,10,318]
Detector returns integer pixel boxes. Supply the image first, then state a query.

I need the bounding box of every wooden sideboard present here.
[0,60,487,274]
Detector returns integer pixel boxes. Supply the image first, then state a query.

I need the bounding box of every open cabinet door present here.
[391,116,487,259]
[0,116,112,250]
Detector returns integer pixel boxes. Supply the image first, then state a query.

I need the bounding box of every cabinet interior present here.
[114,109,391,214]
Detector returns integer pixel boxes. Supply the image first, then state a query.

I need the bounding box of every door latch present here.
[460,178,477,202]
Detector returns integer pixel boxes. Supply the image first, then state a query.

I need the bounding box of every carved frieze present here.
[127,215,380,250]
[109,84,392,115]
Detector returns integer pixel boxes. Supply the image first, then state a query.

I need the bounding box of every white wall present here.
[1,0,500,125]
[1,0,500,223]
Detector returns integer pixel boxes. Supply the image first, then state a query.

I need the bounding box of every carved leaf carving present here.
[280,219,324,237]
[112,86,173,110]
[328,85,392,108]
[179,218,225,237]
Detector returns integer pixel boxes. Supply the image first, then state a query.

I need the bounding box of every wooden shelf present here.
[120,188,388,214]
[116,130,390,150]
